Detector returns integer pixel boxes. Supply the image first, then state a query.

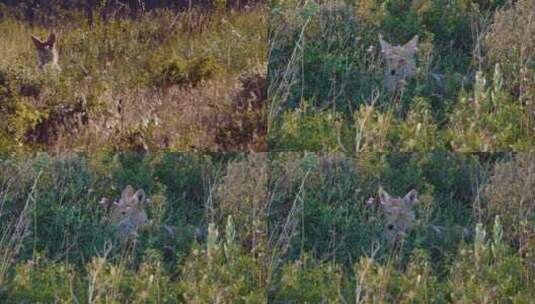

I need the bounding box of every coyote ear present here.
[134,189,146,204]
[31,35,44,48]
[404,35,418,55]
[378,33,392,53]
[45,32,56,46]
[403,189,418,205]
[122,185,135,200]
[378,187,391,205]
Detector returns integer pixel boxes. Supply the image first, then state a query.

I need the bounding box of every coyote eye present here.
[387,224,394,230]
[390,69,396,75]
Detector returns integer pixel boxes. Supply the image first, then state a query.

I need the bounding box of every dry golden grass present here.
[0,6,267,152]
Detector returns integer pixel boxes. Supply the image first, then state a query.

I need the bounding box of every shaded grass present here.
[268,0,534,152]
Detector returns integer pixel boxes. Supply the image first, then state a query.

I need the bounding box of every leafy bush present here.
[9,255,84,303]
[151,55,221,88]
[188,55,221,85]
[450,218,533,302]
[446,68,533,151]
[352,249,445,303]
[270,108,341,151]
[179,219,266,303]
[272,254,344,303]
[0,65,46,146]
[269,0,533,152]
[151,58,189,88]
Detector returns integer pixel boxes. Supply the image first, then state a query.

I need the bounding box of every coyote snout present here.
[100,185,150,244]
[31,32,60,72]
[377,187,418,243]
[379,34,418,91]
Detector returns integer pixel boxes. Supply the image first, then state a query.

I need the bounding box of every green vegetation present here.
[0,0,533,302]
[0,2,267,152]
[268,0,534,152]
[151,56,222,89]
[0,153,267,302]
[268,152,535,302]
[1,152,533,302]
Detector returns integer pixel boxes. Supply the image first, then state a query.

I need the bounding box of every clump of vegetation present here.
[274,254,344,302]
[267,152,535,302]
[9,257,84,302]
[269,0,534,152]
[481,154,535,254]
[0,153,269,302]
[213,154,268,252]
[179,219,266,303]
[484,0,535,103]
[152,58,190,88]
[188,56,221,85]
[0,65,45,147]
[151,55,221,88]
[449,218,532,302]
[1,153,534,301]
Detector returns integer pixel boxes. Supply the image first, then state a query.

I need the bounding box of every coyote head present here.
[31,33,60,71]
[378,187,418,243]
[100,185,149,244]
[379,34,418,91]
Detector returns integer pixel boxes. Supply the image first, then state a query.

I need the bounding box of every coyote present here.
[379,34,418,91]
[377,187,418,243]
[31,32,61,72]
[99,185,149,244]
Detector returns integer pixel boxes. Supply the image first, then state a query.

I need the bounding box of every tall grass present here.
[0,4,267,152]
[267,152,535,302]
[0,153,533,301]
[0,153,269,302]
[268,0,534,152]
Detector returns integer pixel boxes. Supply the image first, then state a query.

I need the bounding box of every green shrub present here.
[129,250,177,303]
[151,55,221,88]
[272,254,344,303]
[394,97,441,151]
[188,55,221,85]
[151,58,189,87]
[271,108,341,151]
[353,249,445,303]
[270,1,382,112]
[179,219,266,303]
[8,255,84,303]
[446,68,533,151]
[450,218,534,302]
[0,65,47,147]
